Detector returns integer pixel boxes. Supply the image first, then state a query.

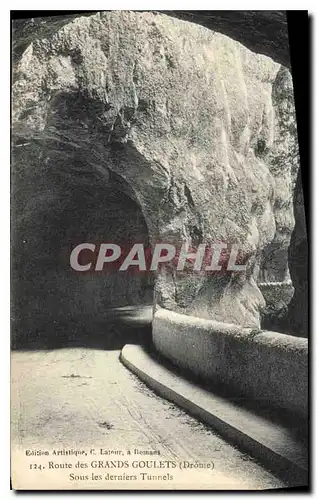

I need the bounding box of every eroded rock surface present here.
[12,11,290,68]
[12,11,299,330]
[287,171,308,337]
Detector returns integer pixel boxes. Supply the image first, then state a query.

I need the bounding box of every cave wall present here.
[12,142,153,341]
[12,11,290,68]
[287,171,308,337]
[12,11,301,331]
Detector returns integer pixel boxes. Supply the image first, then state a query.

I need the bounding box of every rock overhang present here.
[12,11,299,328]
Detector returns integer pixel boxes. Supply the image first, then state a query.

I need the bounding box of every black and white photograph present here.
[10,9,309,491]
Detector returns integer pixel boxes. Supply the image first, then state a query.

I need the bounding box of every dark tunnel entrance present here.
[12,147,154,350]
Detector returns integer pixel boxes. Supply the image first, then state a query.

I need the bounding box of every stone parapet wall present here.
[153,308,308,416]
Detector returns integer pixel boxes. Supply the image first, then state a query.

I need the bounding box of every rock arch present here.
[12,11,300,336]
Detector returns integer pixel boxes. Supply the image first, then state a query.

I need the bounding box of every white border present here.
[3,1,317,10]
[2,3,316,499]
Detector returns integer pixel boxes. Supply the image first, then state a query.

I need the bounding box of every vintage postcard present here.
[11,10,309,491]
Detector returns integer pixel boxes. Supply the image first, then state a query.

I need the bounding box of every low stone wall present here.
[153,308,308,417]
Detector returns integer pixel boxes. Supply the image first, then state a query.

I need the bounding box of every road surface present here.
[11,343,285,490]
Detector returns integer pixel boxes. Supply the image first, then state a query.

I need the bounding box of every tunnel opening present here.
[12,141,155,350]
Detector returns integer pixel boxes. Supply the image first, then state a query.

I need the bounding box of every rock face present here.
[256,66,299,325]
[165,11,290,68]
[258,67,299,283]
[12,11,290,68]
[287,171,308,337]
[12,11,299,331]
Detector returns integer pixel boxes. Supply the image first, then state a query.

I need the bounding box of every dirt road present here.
[11,346,285,490]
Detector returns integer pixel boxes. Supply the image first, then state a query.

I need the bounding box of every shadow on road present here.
[11,306,153,351]
[145,344,308,454]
